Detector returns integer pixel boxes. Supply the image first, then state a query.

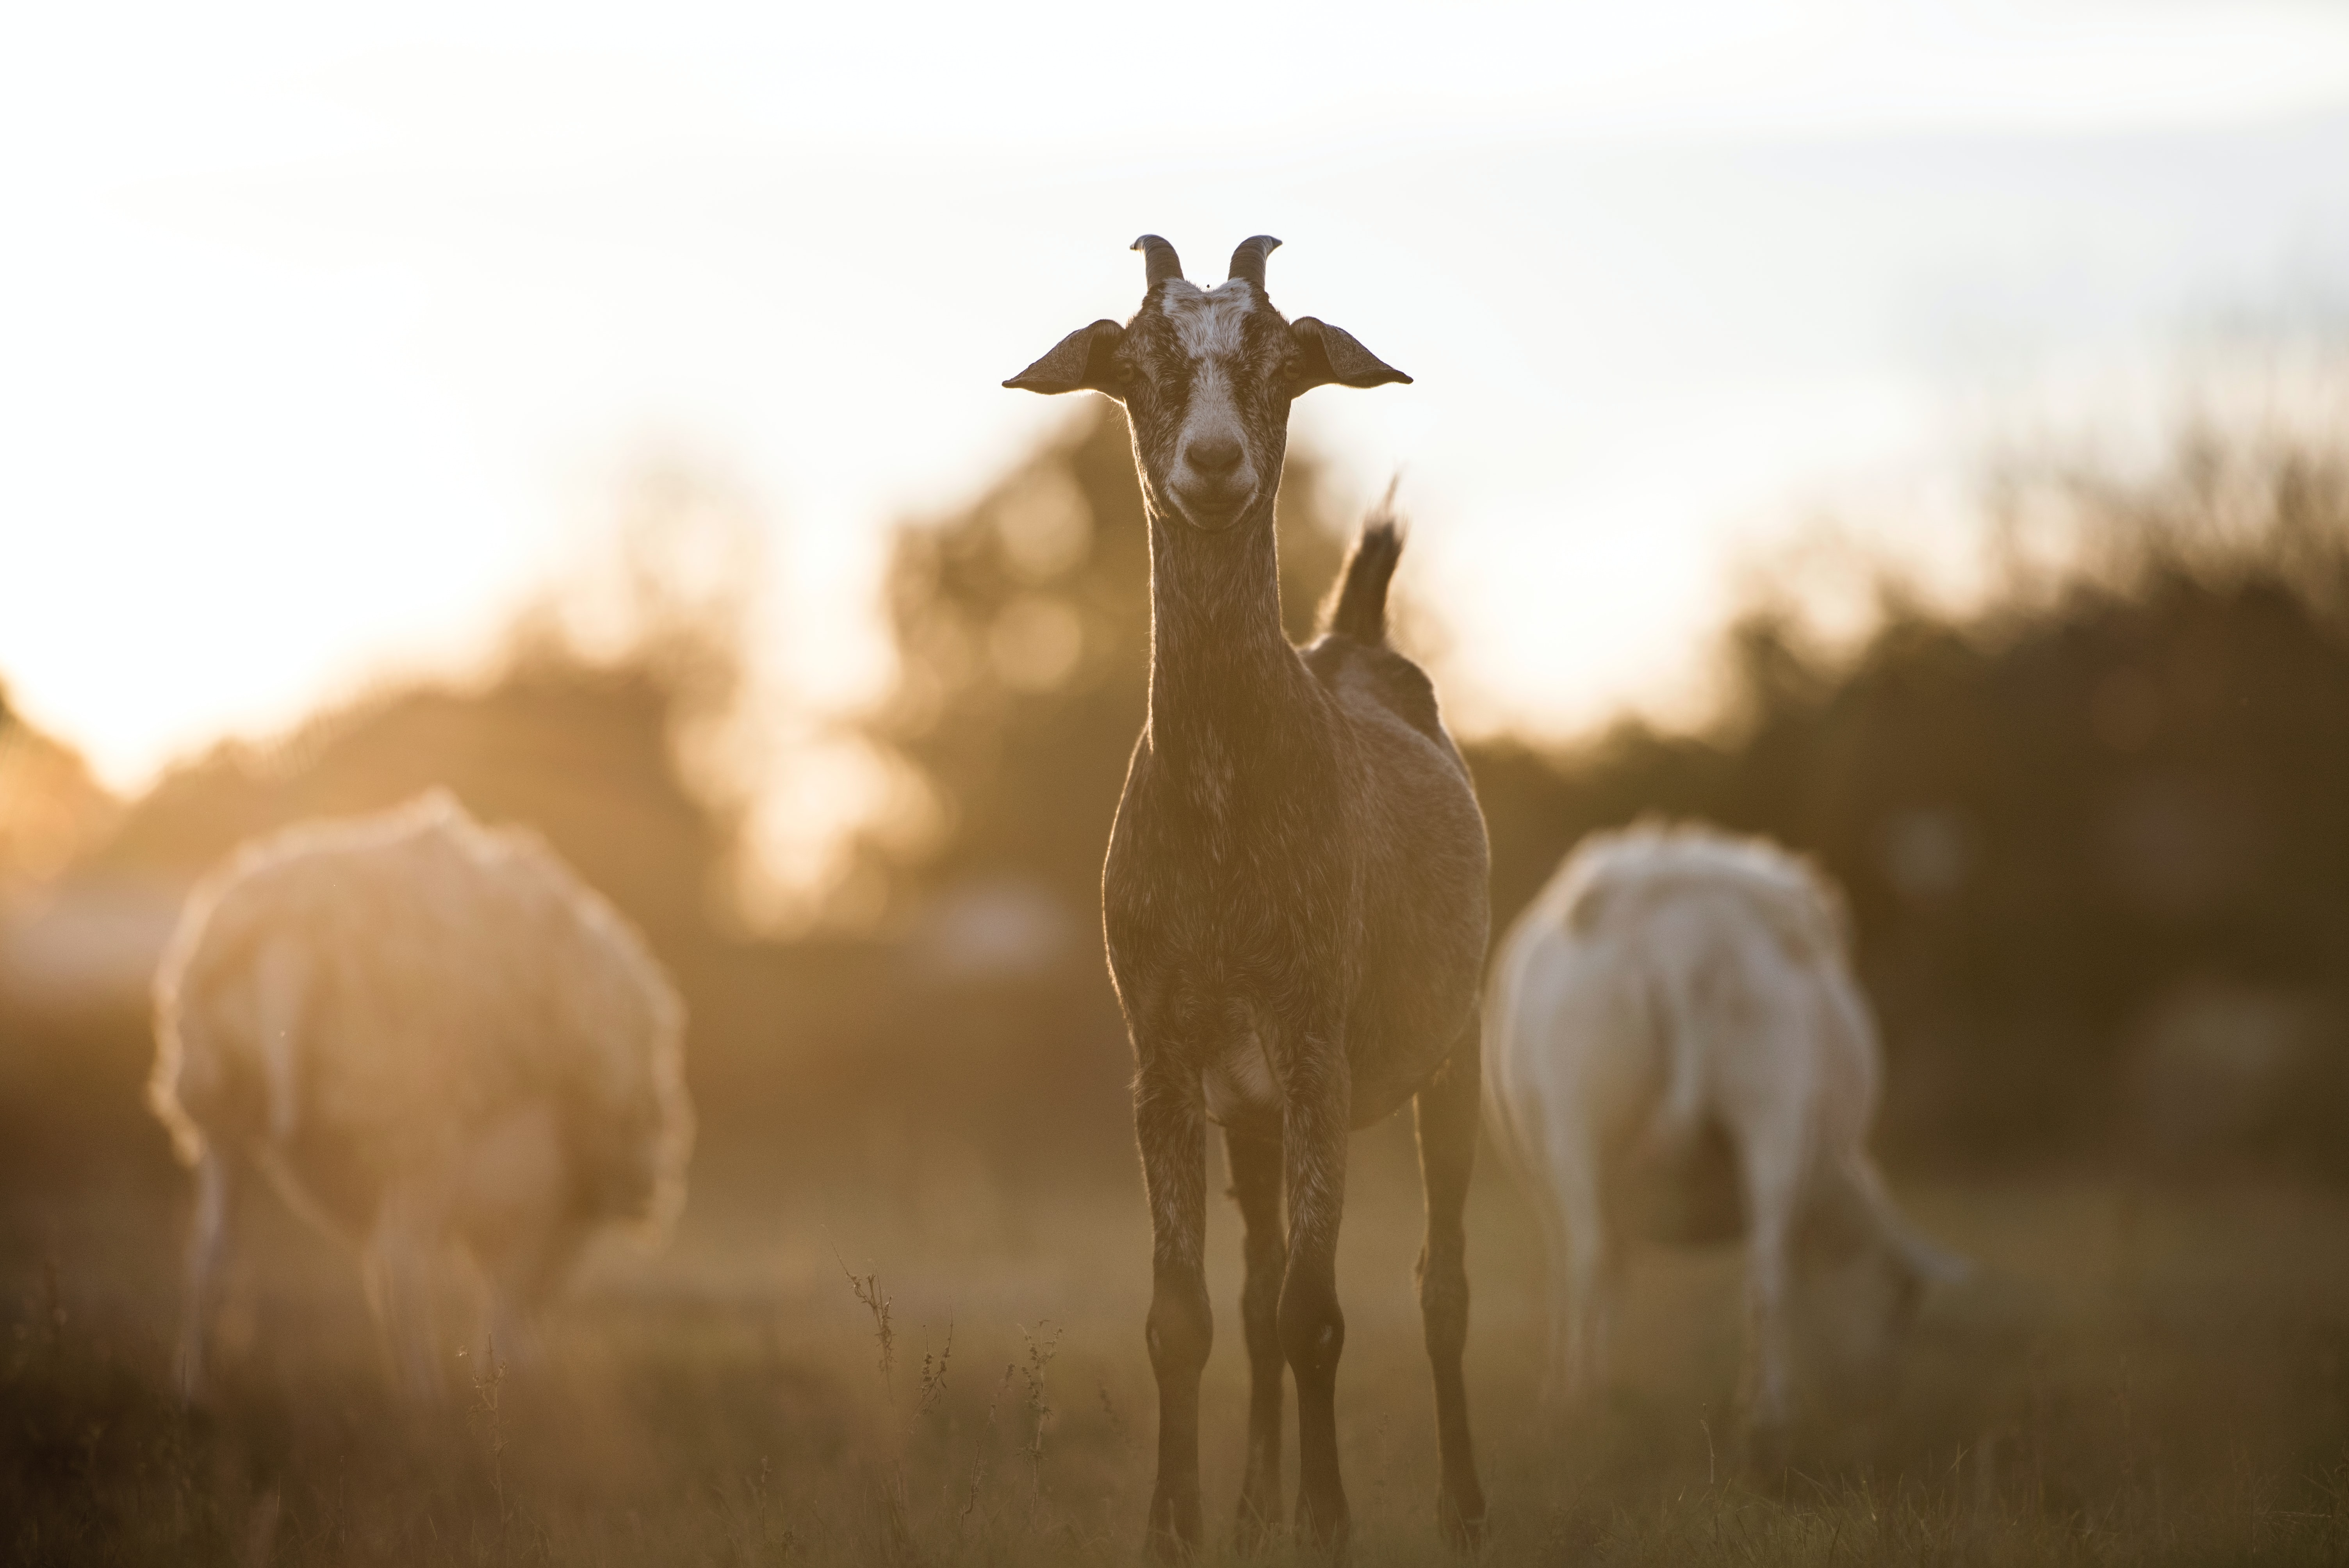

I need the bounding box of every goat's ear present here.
[1289,317,1411,393]
[1004,319,1127,397]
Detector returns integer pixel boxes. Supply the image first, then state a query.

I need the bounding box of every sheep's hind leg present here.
[1227,1121,1287,1550]
[1414,1035,1487,1550]
[474,1214,584,1383]
[1137,1052,1213,1561]
[175,1146,237,1404]
[459,1103,583,1378]
[1736,1128,1802,1475]
[1554,1126,1618,1406]
[364,1183,451,1406]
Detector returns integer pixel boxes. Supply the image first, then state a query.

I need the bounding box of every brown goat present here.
[1008,235,1491,1557]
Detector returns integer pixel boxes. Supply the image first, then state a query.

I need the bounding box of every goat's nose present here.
[1187,435,1243,477]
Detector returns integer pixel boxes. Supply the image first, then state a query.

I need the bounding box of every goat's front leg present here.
[1137,1054,1213,1560]
[1227,1121,1287,1549]
[1413,1036,1486,1550]
[1281,1039,1353,1554]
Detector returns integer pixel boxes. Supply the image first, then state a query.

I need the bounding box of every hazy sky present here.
[7,2,2349,829]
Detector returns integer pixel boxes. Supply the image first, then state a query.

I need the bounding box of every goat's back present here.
[1302,634,1490,1125]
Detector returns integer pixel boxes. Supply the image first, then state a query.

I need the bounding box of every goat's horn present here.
[1132,235,1183,288]
[1228,235,1281,288]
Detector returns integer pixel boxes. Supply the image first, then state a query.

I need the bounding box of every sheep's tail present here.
[1640,959,1710,1162]
[1322,481,1404,645]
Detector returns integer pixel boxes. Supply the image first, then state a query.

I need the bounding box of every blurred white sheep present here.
[151,790,692,1402]
[1485,821,1963,1448]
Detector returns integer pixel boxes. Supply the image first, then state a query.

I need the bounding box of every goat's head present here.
[1005,235,1408,533]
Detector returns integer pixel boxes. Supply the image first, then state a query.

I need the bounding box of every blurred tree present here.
[89,456,769,951]
[93,659,727,950]
[1463,425,2349,1164]
[19,471,826,1181]
[0,685,118,893]
[847,404,1355,921]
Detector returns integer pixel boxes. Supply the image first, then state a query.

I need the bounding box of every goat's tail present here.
[1322,481,1405,644]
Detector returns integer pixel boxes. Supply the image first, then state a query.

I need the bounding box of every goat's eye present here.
[1126,358,1182,397]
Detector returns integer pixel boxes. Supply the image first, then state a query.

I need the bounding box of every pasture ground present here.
[7,1125,2349,1566]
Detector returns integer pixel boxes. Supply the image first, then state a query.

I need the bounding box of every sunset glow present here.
[7,2,2348,891]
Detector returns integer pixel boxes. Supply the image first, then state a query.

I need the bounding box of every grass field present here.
[7,1126,2349,1566]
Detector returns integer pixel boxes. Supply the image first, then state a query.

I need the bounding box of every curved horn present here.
[1228,234,1282,288]
[1131,234,1183,288]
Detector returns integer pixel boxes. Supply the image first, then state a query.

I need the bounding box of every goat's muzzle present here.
[1169,478,1260,533]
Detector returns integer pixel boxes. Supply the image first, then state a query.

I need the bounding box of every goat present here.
[150,790,692,1403]
[1483,822,1965,1454]
[1008,235,1490,1556]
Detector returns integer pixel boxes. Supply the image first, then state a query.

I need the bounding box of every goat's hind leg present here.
[1280,1037,1353,1555]
[1137,1054,1214,1561]
[1414,1036,1487,1550]
[1227,1121,1287,1550]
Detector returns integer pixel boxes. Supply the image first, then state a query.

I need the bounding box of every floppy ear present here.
[1004,319,1127,397]
[1289,317,1411,393]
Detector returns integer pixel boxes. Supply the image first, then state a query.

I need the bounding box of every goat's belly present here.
[1201,1035,1280,1126]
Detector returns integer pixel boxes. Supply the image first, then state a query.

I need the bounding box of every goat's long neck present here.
[1142,499,1303,761]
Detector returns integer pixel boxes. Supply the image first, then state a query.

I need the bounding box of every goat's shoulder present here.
[1300,633,1444,746]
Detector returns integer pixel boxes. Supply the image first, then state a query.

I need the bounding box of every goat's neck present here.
[1142,499,1304,763]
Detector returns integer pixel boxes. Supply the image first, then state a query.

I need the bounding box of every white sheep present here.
[150,789,693,1402]
[1484,821,1963,1447]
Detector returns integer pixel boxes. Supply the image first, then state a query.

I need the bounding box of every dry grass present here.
[6,1133,2349,1566]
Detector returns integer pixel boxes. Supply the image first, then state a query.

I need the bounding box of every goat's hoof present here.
[1741,1418,1795,1486]
[1232,1494,1281,1555]
[1145,1488,1202,1563]
[1438,1490,1488,1553]
[1292,1499,1352,1564]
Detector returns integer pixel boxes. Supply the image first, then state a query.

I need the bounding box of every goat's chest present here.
[1110,806,1349,948]
[1105,765,1358,992]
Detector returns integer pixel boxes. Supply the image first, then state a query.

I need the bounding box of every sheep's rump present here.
[150,791,692,1238]
[1486,819,1870,1207]
[1529,818,1848,962]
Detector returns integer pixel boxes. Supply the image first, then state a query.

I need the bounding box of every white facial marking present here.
[1157,280,1260,524]
[1160,278,1253,355]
